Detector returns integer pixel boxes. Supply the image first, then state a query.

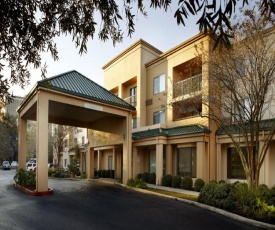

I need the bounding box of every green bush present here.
[142,172,149,183]
[80,172,87,179]
[194,178,205,192]
[268,185,275,206]
[219,180,226,184]
[110,170,115,178]
[105,170,110,178]
[172,175,181,188]
[102,170,106,178]
[209,180,218,184]
[137,173,142,180]
[94,170,98,177]
[98,170,102,178]
[14,169,36,191]
[181,176,193,190]
[148,173,156,184]
[48,168,55,177]
[161,174,172,187]
[127,178,147,189]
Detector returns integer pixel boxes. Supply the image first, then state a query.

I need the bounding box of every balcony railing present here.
[124,94,137,107]
[173,74,202,98]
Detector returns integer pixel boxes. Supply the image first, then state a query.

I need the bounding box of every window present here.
[74,138,77,146]
[227,147,247,179]
[129,86,137,107]
[154,74,165,94]
[132,117,137,129]
[108,156,113,170]
[82,136,85,145]
[64,159,67,167]
[149,150,156,173]
[153,110,165,124]
[177,147,196,178]
[64,139,68,148]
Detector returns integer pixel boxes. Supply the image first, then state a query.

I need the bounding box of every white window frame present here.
[154,74,165,94]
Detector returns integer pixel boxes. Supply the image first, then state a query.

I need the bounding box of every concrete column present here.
[216,143,222,182]
[156,143,164,185]
[87,147,94,179]
[18,117,27,170]
[165,144,172,175]
[259,141,269,185]
[196,141,206,181]
[132,146,138,178]
[112,148,115,170]
[97,150,100,170]
[36,94,49,192]
[122,115,132,184]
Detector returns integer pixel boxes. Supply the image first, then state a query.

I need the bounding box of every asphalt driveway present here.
[0,169,261,230]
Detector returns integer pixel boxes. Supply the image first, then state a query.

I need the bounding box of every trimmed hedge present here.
[148,173,156,184]
[137,173,142,180]
[142,172,149,183]
[181,176,193,190]
[161,174,172,187]
[194,178,205,192]
[172,175,181,188]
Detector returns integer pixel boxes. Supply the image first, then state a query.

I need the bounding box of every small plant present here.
[148,173,156,184]
[181,176,193,190]
[161,174,172,187]
[80,172,87,179]
[142,172,149,183]
[137,173,142,180]
[127,178,147,189]
[67,158,79,175]
[98,170,102,178]
[194,178,205,192]
[14,168,36,191]
[172,175,181,188]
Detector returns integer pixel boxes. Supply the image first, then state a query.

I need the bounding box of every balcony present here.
[124,94,137,107]
[173,74,202,98]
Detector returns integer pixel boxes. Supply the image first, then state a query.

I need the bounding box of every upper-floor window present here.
[132,117,137,129]
[154,74,165,94]
[82,136,85,145]
[153,110,165,124]
[129,86,137,107]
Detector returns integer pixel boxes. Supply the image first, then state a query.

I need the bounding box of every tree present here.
[0,114,18,162]
[1,1,274,104]
[178,10,275,188]
[50,124,69,168]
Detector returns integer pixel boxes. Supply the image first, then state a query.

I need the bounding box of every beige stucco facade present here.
[101,31,275,187]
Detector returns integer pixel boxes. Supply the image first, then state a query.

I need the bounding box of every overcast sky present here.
[10,2,201,97]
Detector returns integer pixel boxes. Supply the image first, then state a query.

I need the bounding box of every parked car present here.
[11,161,18,167]
[27,163,36,171]
[2,161,11,170]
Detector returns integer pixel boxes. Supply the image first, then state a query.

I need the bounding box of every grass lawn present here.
[147,187,198,202]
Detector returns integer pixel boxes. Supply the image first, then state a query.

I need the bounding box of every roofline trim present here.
[102,39,163,70]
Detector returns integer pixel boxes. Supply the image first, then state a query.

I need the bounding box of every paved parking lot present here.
[0,169,261,230]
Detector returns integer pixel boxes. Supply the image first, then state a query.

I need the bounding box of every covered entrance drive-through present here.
[17,70,135,192]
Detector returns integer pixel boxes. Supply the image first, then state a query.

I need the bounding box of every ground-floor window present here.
[108,156,113,170]
[227,147,247,179]
[64,159,67,167]
[177,147,196,178]
[149,149,156,173]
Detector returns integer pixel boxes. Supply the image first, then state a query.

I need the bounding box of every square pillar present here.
[132,146,138,179]
[18,117,27,170]
[122,115,132,184]
[36,95,49,192]
[87,147,94,179]
[97,150,101,170]
[165,144,172,175]
[156,143,164,185]
[216,143,222,182]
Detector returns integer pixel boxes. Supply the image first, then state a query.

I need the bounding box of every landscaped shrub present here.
[105,169,110,178]
[80,172,87,179]
[257,184,270,202]
[142,172,149,183]
[48,168,55,177]
[194,178,205,192]
[102,170,106,178]
[161,174,172,187]
[98,170,102,178]
[198,181,235,211]
[137,173,142,180]
[181,176,193,190]
[267,185,275,206]
[127,178,147,189]
[14,169,36,191]
[110,170,115,178]
[172,175,181,188]
[209,180,218,184]
[219,180,226,184]
[94,170,98,177]
[148,173,156,184]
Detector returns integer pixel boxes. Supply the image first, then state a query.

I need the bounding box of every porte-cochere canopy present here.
[17,70,135,192]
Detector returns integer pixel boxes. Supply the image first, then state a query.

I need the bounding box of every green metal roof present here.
[37,70,136,110]
[132,124,210,140]
[216,119,275,135]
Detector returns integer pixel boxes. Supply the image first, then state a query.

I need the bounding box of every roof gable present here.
[37,70,135,110]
